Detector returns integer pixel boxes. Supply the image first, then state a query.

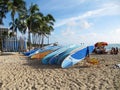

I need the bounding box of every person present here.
[115,47,119,55]
[110,47,114,54]
[101,46,108,54]
[95,47,101,54]
[94,46,107,54]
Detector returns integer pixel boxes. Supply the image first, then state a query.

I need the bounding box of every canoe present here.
[61,46,94,68]
[31,50,53,59]
[23,44,57,56]
[28,45,61,57]
[49,45,80,65]
[42,44,76,65]
[23,48,39,56]
[56,45,80,65]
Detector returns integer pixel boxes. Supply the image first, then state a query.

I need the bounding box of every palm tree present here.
[39,14,55,47]
[7,0,26,34]
[9,17,27,36]
[17,3,43,50]
[0,0,9,25]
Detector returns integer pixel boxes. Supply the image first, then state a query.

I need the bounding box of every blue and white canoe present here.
[42,44,77,65]
[23,44,54,56]
[61,45,94,68]
[56,45,80,65]
[28,45,61,57]
[23,48,39,56]
[49,45,80,65]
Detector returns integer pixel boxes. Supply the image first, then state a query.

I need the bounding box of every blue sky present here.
[3,0,120,45]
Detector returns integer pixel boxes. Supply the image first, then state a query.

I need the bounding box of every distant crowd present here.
[94,46,107,54]
[93,46,119,55]
[110,47,119,55]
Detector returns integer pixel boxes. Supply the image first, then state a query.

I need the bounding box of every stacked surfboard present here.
[23,44,94,68]
[41,44,94,68]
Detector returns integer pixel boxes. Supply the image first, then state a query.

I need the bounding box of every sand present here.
[0,52,120,90]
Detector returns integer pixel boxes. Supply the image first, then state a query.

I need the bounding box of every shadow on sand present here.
[22,59,61,69]
[0,52,16,56]
[22,58,90,69]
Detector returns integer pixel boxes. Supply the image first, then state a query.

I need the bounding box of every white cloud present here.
[49,1,120,45]
[82,28,120,44]
[61,29,75,36]
[66,20,77,27]
[80,20,93,29]
[55,2,120,28]
[50,27,120,45]
[108,28,120,43]
[59,19,93,31]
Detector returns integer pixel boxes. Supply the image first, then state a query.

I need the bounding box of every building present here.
[0,25,9,37]
[0,25,27,52]
[0,25,9,51]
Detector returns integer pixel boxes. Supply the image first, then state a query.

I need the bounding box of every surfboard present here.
[61,45,94,68]
[31,50,53,59]
[23,48,39,56]
[23,44,55,56]
[28,45,61,57]
[49,45,80,65]
[56,45,81,65]
[42,44,76,65]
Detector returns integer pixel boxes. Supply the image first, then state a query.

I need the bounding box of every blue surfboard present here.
[49,45,80,65]
[42,44,76,65]
[23,44,53,56]
[61,46,94,68]
[56,45,81,65]
[23,48,39,56]
[28,45,61,57]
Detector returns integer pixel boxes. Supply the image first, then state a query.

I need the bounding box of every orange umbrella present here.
[95,42,108,47]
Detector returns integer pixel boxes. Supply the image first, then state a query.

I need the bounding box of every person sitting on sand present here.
[95,47,101,54]
[94,46,107,54]
[115,47,119,55]
[110,47,114,54]
[101,46,108,54]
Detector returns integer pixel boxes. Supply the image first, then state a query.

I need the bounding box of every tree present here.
[39,14,55,47]
[0,1,56,50]
[0,0,9,25]
[9,17,27,37]
[27,4,43,50]
[17,3,43,50]
[7,0,26,34]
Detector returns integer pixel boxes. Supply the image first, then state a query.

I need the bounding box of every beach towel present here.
[87,58,99,65]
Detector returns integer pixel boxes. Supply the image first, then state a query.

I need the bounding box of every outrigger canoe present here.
[31,50,53,59]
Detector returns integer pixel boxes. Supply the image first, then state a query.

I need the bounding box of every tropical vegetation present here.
[0,0,55,50]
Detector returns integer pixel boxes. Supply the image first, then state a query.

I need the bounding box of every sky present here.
[3,0,120,45]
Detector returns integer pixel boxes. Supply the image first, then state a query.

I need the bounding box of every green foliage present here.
[0,0,56,50]
[0,0,9,24]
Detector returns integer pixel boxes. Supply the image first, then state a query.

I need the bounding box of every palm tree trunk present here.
[48,36,49,45]
[41,34,44,48]
[28,22,32,51]
[39,35,41,48]
[28,31,31,50]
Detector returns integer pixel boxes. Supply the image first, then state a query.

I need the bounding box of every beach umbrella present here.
[95,42,108,47]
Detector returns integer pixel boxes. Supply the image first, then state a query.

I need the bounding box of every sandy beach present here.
[0,52,120,90]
